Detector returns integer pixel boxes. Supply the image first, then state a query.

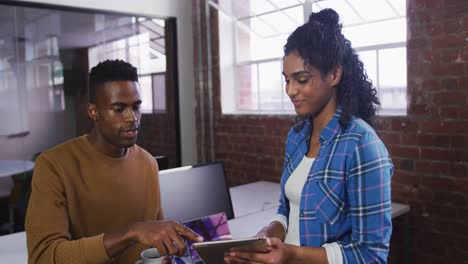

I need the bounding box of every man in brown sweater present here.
[25,60,202,264]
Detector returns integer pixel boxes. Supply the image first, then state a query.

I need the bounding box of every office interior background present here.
[0,0,466,263]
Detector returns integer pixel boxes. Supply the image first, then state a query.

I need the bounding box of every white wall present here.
[14,0,198,165]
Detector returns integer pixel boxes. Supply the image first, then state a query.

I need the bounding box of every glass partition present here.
[0,3,179,234]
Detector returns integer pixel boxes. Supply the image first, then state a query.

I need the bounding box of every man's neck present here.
[87,130,126,158]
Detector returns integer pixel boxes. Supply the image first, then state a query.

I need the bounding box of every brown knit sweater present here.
[25,135,163,264]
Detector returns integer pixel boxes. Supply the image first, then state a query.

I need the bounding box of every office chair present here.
[7,152,40,233]
[155,155,169,170]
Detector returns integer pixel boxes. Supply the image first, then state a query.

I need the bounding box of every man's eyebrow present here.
[110,100,142,107]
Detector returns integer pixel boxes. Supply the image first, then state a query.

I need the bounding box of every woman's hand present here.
[224,237,290,264]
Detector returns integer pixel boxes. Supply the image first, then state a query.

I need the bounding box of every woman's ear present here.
[330,64,343,87]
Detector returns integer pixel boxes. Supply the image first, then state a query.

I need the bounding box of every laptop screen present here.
[158,161,235,222]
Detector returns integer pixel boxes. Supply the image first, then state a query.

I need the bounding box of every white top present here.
[270,155,343,264]
[284,155,314,245]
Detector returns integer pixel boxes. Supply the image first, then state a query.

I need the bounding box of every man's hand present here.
[129,220,204,256]
[224,237,290,264]
[103,220,203,259]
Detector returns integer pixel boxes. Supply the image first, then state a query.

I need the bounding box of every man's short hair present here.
[88,59,138,103]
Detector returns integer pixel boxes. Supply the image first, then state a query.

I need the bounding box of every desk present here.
[0,160,35,178]
[229,181,280,218]
[230,181,410,219]
[0,231,26,263]
[0,160,35,197]
[0,181,410,263]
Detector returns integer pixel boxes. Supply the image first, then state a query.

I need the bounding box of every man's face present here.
[89,80,142,151]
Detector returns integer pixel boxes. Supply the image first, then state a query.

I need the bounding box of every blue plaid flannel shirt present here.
[277,109,393,263]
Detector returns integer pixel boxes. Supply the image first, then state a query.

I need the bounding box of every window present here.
[88,17,167,113]
[212,0,407,115]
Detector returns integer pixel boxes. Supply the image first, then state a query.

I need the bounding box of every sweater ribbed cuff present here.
[81,234,110,263]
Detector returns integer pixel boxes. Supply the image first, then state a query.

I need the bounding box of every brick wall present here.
[193,0,468,262]
[138,112,178,168]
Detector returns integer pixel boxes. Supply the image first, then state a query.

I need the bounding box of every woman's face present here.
[282,50,340,118]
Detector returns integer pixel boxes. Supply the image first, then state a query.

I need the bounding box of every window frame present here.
[213,0,407,116]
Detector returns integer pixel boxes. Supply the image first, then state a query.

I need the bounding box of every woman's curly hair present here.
[284,8,380,129]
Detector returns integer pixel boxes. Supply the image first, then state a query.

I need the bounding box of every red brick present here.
[451,162,468,178]
[444,19,464,34]
[393,170,420,186]
[433,92,467,105]
[427,23,445,37]
[445,0,468,16]
[432,63,464,76]
[391,119,418,132]
[425,205,458,219]
[460,108,468,119]
[442,49,463,63]
[408,49,423,62]
[441,78,459,89]
[425,0,444,8]
[401,134,433,146]
[421,49,436,63]
[409,103,428,116]
[451,136,468,149]
[422,79,441,91]
[433,135,451,147]
[459,179,468,193]
[392,158,401,170]
[433,191,467,207]
[438,106,460,119]
[415,160,450,175]
[391,182,411,198]
[432,35,466,48]
[453,150,468,162]
[400,134,418,145]
[421,175,456,190]
[390,146,420,159]
[419,120,457,134]
[378,132,401,145]
[460,77,468,89]
[420,147,455,160]
[411,185,436,202]
[409,0,425,9]
[407,37,429,49]
[463,47,468,61]
[374,118,392,130]
[455,121,468,133]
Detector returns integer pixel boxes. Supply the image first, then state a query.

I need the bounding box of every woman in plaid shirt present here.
[226,8,393,264]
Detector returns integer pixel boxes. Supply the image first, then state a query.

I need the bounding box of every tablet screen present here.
[182,212,231,263]
[192,237,268,264]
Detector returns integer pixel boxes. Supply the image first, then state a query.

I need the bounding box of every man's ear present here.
[330,64,343,87]
[87,103,99,121]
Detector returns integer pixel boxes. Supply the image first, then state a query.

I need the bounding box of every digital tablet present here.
[192,237,268,264]
[182,212,231,263]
